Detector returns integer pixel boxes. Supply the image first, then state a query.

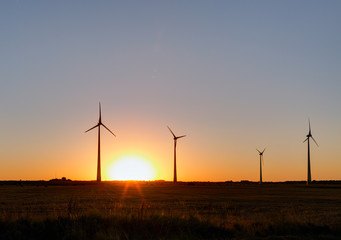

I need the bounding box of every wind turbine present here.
[167,126,186,183]
[256,148,265,184]
[85,103,115,182]
[303,119,318,185]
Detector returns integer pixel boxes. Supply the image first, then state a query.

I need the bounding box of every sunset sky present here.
[1,1,341,181]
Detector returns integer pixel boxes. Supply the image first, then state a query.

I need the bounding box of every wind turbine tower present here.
[167,126,186,183]
[85,103,116,182]
[256,148,265,184]
[303,119,318,184]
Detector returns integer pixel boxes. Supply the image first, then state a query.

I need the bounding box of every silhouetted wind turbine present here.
[167,126,186,183]
[303,119,318,185]
[256,148,265,184]
[85,103,115,182]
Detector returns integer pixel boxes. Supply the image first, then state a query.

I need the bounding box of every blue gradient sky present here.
[1,1,341,181]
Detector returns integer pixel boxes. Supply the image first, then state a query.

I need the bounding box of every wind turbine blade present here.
[303,138,308,143]
[262,148,266,154]
[101,123,116,137]
[85,124,99,133]
[311,136,319,147]
[256,149,261,154]
[177,135,186,139]
[308,119,311,135]
[167,126,176,138]
[99,102,102,123]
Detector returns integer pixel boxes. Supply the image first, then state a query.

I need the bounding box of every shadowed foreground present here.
[0,181,340,239]
[0,215,230,240]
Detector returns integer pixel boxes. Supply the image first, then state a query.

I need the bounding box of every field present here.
[0,181,340,239]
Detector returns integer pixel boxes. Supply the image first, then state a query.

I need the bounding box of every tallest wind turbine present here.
[303,119,318,185]
[167,126,186,183]
[86,103,115,182]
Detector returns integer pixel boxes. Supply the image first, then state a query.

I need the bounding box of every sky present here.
[1,0,341,181]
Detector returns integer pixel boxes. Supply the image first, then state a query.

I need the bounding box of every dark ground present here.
[0,181,340,239]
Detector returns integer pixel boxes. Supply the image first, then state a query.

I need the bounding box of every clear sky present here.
[1,1,341,181]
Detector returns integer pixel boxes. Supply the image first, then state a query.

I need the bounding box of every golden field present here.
[0,181,340,239]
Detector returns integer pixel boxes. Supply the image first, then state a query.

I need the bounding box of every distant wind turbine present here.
[85,103,115,182]
[256,148,265,184]
[303,119,318,185]
[167,126,186,183]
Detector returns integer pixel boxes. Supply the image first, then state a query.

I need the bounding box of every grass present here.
[0,215,232,240]
[0,181,340,239]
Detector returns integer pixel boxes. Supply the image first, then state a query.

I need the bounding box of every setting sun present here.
[107,155,156,181]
